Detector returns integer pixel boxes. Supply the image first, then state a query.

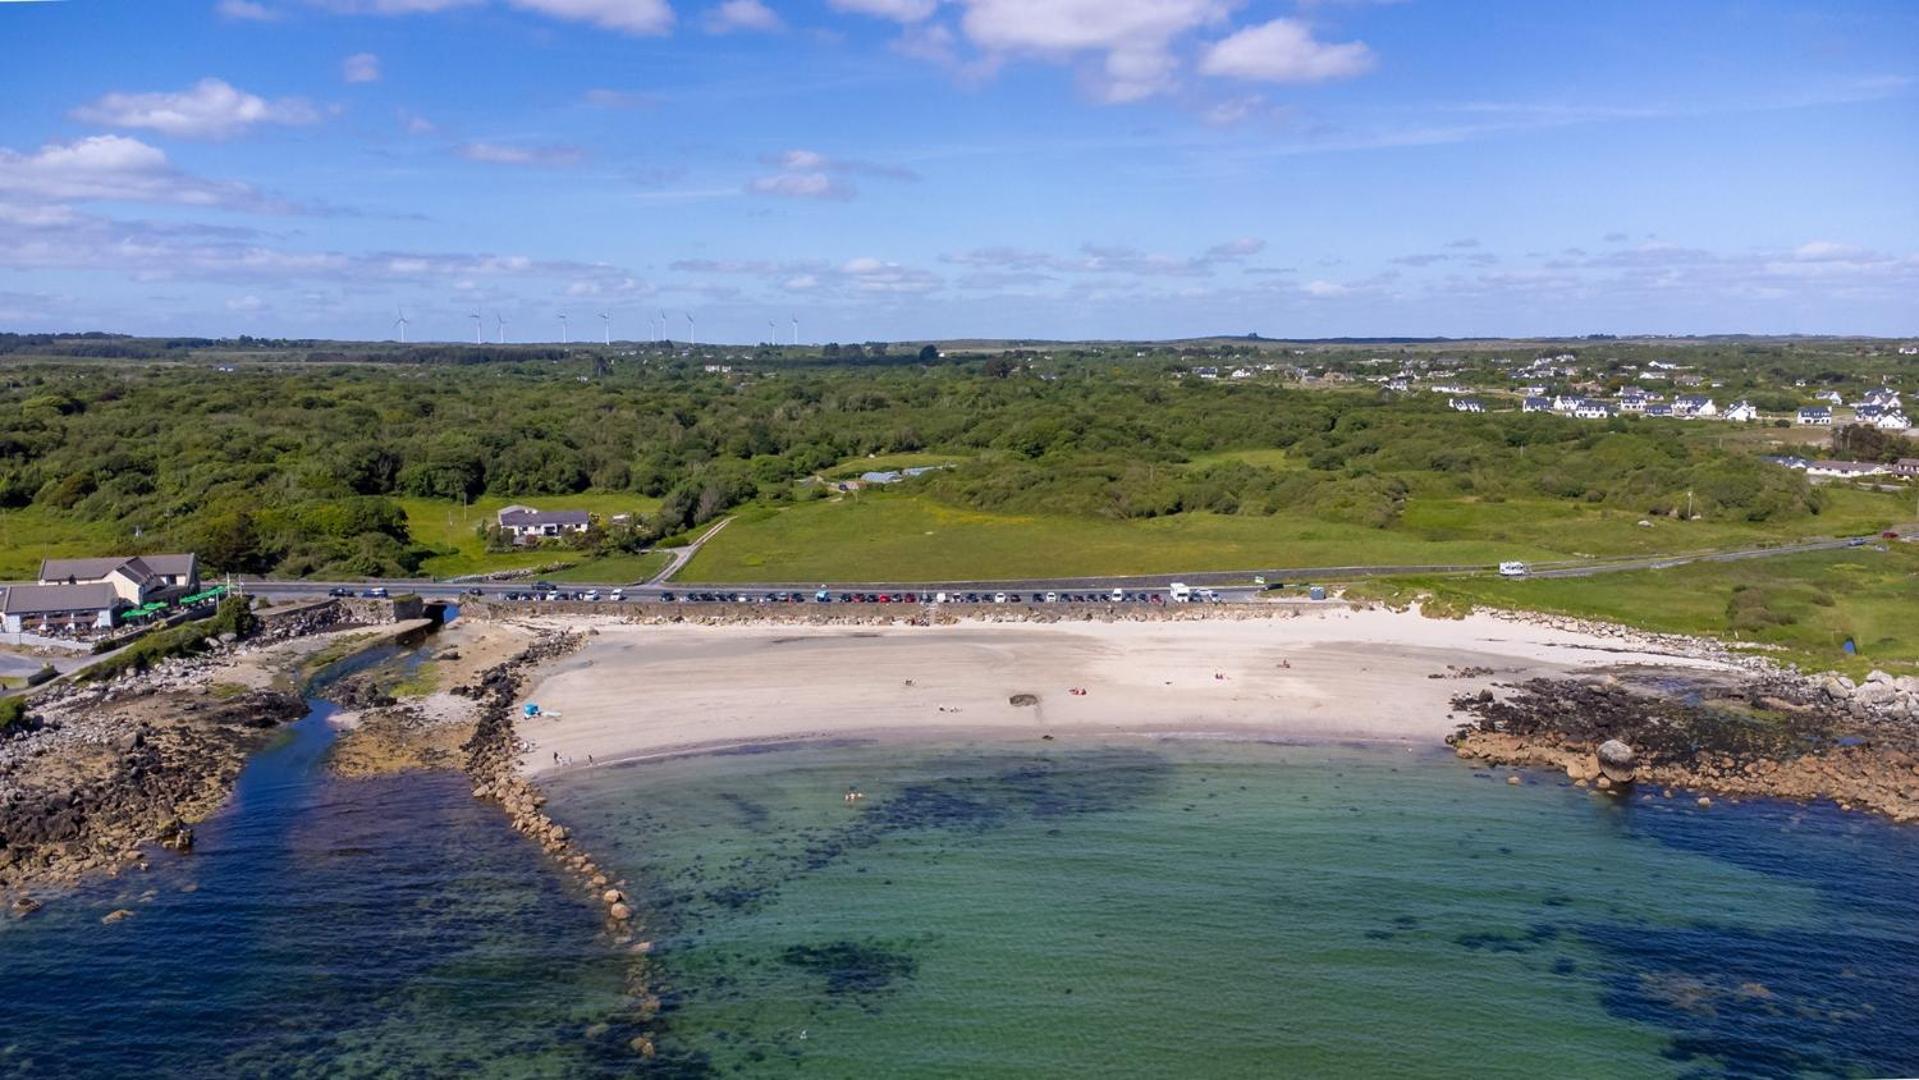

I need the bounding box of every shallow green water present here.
[551,738,1919,1078]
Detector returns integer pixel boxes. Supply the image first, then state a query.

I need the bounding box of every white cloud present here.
[582,88,661,108]
[215,0,281,20]
[747,148,917,200]
[226,294,268,312]
[503,0,674,34]
[1198,18,1375,84]
[748,172,855,199]
[828,0,937,22]
[71,78,322,140]
[342,52,383,83]
[456,140,585,166]
[1792,240,1866,262]
[308,0,673,32]
[1205,237,1264,260]
[1301,279,1350,297]
[958,0,1232,101]
[0,135,278,210]
[943,237,1266,277]
[706,0,781,32]
[396,108,436,134]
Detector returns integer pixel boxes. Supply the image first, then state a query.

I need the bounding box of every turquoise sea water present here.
[553,738,1919,1079]
[1,704,1915,1076]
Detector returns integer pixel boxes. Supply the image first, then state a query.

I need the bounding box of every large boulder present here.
[1596,739,1637,783]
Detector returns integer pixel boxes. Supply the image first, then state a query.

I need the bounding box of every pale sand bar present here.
[515,608,1732,777]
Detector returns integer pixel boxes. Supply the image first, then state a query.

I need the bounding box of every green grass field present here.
[0,509,125,579]
[399,493,660,578]
[677,487,1910,584]
[1359,544,1919,677]
[826,451,971,479]
[544,552,671,584]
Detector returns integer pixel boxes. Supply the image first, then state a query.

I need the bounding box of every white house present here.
[1574,399,1615,420]
[1872,411,1911,431]
[1807,460,1887,479]
[1448,397,1485,413]
[1618,394,1648,413]
[1674,395,1718,418]
[1645,403,1675,418]
[1859,387,1902,410]
[1522,396,1552,413]
[2,584,121,635]
[38,554,199,603]
[1723,400,1760,422]
[1815,390,1844,405]
[1551,394,1583,413]
[497,506,592,545]
[1797,407,1833,426]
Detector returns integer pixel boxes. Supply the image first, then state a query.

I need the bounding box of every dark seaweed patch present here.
[1581,919,1919,1078]
[780,941,919,996]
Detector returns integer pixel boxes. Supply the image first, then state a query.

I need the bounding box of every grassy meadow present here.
[397,493,660,578]
[1359,544,1919,677]
[678,485,1910,583]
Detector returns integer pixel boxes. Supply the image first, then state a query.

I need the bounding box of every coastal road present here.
[217,531,1894,606]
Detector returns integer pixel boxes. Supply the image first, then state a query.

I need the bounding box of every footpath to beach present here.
[511,607,1735,775]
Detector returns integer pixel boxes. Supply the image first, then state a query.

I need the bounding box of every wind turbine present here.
[495,312,507,344]
[768,320,777,345]
[469,312,483,345]
[791,315,799,347]
[393,306,410,344]
[558,313,569,344]
[685,312,695,348]
[660,311,669,344]
[599,312,610,345]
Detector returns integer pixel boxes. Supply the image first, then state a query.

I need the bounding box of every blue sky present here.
[1,0,1914,341]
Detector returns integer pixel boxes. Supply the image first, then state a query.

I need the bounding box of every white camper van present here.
[1498,561,1529,578]
[1168,582,1192,603]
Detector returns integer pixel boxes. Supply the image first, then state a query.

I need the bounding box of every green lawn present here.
[1359,544,1919,677]
[0,508,126,579]
[679,488,1910,584]
[826,451,972,479]
[544,551,671,584]
[399,493,660,578]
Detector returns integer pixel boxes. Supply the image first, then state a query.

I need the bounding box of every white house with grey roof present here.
[497,505,593,545]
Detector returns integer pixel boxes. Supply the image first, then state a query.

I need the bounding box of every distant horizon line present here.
[7,330,1917,347]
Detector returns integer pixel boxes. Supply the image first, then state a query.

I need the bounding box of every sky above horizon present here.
[1,0,1915,343]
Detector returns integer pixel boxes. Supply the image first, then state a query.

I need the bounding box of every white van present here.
[993,592,1008,604]
[1498,561,1529,578]
[934,592,948,604]
[1168,582,1192,603]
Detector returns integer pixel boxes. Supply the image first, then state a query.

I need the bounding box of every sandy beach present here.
[513,607,1735,776]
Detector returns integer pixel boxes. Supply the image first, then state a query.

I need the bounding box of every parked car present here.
[534,581,557,592]
[327,587,352,597]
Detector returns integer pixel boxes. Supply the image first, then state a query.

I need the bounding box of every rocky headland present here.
[1450,668,1919,822]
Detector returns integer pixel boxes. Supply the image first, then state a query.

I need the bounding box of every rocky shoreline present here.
[0,598,429,911]
[0,677,308,908]
[453,630,664,1059]
[1450,669,1919,822]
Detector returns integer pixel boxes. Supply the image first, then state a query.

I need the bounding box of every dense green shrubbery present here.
[0,696,28,735]
[0,355,1835,569]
